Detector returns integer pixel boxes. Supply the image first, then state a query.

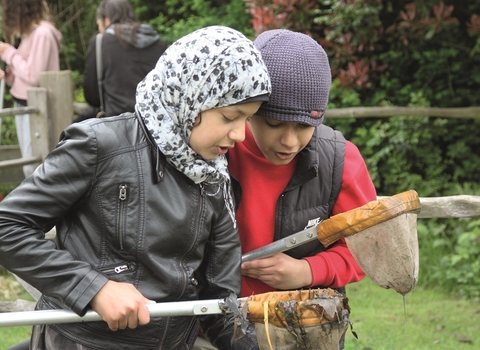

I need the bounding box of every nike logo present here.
[304,217,322,230]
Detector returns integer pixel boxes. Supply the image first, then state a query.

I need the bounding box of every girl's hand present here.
[0,70,4,80]
[90,280,155,331]
[241,253,313,290]
[0,42,10,56]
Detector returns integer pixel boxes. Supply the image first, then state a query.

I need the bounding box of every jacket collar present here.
[135,112,166,183]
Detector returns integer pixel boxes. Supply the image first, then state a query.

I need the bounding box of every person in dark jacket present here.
[0,25,271,350]
[80,0,167,120]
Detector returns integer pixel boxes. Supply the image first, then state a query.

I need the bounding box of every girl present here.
[0,26,270,350]
[0,0,62,178]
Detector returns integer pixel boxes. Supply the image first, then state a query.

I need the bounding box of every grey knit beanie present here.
[254,29,331,126]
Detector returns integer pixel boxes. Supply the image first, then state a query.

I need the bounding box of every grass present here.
[0,328,31,350]
[344,278,479,350]
[0,272,479,350]
[0,271,33,350]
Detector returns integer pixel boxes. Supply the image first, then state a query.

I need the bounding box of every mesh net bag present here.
[243,289,350,350]
[345,211,419,295]
[317,190,421,295]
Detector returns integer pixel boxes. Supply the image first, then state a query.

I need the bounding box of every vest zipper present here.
[274,193,285,241]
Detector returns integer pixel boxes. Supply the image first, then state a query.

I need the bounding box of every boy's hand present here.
[241,253,313,290]
[90,280,154,331]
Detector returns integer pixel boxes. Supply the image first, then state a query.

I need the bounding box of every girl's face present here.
[247,115,315,165]
[189,101,262,161]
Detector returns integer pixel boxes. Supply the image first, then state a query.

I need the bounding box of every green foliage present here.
[47,0,253,93]
[49,0,99,75]
[415,182,480,299]
[1,116,17,146]
[441,219,480,298]
[418,217,480,300]
[0,183,18,199]
[309,1,480,108]
[327,79,362,108]
[146,0,253,44]
[247,0,480,199]
[326,90,480,197]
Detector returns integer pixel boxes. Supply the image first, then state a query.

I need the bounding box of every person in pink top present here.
[228,29,377,348]
[0,0,62,178]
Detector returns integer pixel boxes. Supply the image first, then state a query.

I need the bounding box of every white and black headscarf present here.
[135,26,271,227]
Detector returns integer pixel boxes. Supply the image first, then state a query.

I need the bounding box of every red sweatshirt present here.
[229,127,377,297]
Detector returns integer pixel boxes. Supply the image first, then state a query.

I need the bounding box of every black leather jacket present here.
[0,113,243,350]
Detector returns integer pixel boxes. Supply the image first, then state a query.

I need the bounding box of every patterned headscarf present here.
[135,25,271,226]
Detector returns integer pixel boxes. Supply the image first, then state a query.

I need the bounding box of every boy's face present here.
[189,101,262,161]
[247,115,315,165]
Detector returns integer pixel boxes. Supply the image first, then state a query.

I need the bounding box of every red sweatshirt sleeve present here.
[304,141,377,288]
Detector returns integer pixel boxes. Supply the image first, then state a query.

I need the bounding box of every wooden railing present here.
[417,195,480,218]
[0,71,73,183]
[324,106,480,119]
[0,96,46,172]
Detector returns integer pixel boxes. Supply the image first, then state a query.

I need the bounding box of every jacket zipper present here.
[158,186,204,347]
[100,263,132,274]
[179,185,204,298]
[157,316,172,349]
[118,184,128,251]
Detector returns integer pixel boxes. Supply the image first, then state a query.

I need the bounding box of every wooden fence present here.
[325,106,480,119]
[0,71,479,313]
[0,71,73,183]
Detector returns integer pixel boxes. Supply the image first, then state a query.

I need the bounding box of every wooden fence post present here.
[39,70,74,151]
[27,87,49,167]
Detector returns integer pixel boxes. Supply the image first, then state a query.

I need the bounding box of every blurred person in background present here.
[80,0,167,121]
[0,0,62,178]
